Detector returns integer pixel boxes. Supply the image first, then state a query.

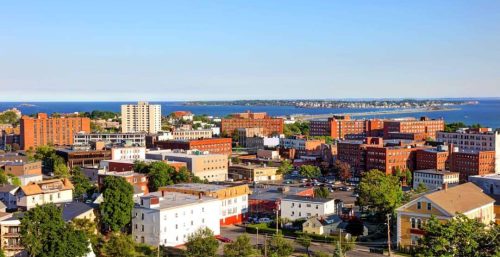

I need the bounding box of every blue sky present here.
[1,1,499,101]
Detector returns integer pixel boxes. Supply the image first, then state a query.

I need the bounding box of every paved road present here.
[219,225,390,257]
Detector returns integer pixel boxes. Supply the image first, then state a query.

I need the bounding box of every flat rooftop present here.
[147,150,225,158]
[469,174,500,181]
[414,169,458,175]
[139,191,218,210]
[162,183,238,192]
[250,186,310,201]
[283,195,335,203]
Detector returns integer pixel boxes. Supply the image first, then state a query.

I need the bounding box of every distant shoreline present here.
[286,107,461,121]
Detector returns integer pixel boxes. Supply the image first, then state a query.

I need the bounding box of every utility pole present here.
[387,214,392,257]
[338,229,343,257]
[275,207,279,234]
[256,227,259,246]
[264,234,268,257]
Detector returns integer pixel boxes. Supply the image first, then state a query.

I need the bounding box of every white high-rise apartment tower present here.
[121,102,161,134]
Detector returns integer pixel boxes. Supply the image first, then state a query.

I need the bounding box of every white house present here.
[280,195,337,220]
[16,178,74,210]
[132,191,221,247]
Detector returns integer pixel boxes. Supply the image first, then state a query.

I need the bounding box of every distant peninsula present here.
[184,99,478,109]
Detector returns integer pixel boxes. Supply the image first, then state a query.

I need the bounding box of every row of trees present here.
[133,160,206,191]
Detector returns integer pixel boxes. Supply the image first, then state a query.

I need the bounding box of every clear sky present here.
[1,1,499,101]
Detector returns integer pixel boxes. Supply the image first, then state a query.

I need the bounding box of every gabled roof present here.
[0,184,19,193]
[61,202,95,222]
[20,178,74,196]
[397,182,495,216]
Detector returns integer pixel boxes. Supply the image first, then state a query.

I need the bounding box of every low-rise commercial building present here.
[146,150,228,182]
[73,132,146,146]
[228,164,281,182]
[396,183,495,248]
[2,161,41,177]
[280,195,337,220]
[56,148,112,169]
[110,146,146,160]
[159,183,250,226]
[132,192,220,247]
[155,138,232,156]
[412,169,459,191]
[249,186,314,216]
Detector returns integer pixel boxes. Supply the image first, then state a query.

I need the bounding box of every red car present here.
[215,235,232,243]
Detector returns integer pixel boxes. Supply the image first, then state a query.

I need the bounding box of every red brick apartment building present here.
[309,115,384,139]
[20,113,91,150]
[383,117,444,140]
[154,138,232,155]
[450,151,495,182]
[221,111,283,136]
[337,137,428,175]
[415,148,450,171]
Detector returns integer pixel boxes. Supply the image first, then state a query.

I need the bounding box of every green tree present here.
[405,169,412,186]
[185,227,219,257]
[267,234,293,257]
[314,187,330,199]
[223,234,258,257]
[172,166,192,183]
[7,174,21,186]
[358,169,403,217]
[147,162,174,191]
[416,215,499,257]
[277,159,293,175]
[0,169,9,184]
[414,182,428,194]
[296,234,312,256]
[71,167,94,200]
[100,176,134,232]
[20,203,90,257]
[299,165,321,179]
[133,160,150,173]
[0,111,19,125]
[53,155,69,177]
[100,232,137,257]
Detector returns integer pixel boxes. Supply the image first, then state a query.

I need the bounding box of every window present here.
[427,202,432,210]
[141,213,144,220]
[417,219,422,229]
[411,218,416,228]
[417,202,421,209]
[141,225,144,232]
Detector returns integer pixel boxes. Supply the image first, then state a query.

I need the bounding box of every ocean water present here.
[0,99,499,129]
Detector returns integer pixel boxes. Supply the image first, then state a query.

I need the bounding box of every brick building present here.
[383,117,444,140]
[450,151,496,182]
[415,147,450,171]
[154,138,232,156]
[221,111,283,136]
[309,115,384,139]
[20,113,91,150]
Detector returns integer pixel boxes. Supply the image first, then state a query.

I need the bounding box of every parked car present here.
[283,180,293,184]
[258,218,272,223]
[215,235,233,243]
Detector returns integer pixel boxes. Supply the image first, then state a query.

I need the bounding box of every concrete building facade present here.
[121,102,161,134]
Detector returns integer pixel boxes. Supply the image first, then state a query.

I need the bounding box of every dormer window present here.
[427,202,432,210]
[417,202,421,209]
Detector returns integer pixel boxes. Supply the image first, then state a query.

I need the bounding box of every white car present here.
[258,218,272,223]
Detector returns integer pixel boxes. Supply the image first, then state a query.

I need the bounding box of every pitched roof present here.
[20,178,74,196]
[61,202,95,222]
[398,182,495,216]
[0,184,19,193]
